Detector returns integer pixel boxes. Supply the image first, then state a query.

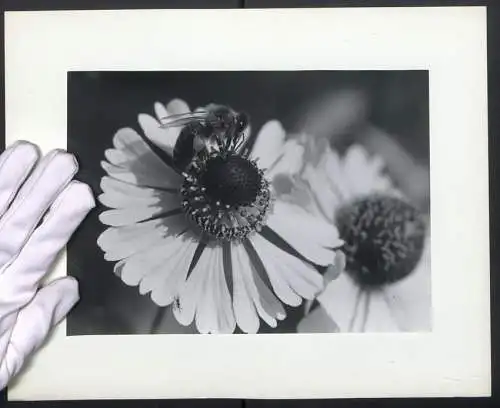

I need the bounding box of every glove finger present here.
[0,277,79,388]
[0,149,78,271]
[0,141,40,218]
[0,180,94,319]
[0,314,16,370]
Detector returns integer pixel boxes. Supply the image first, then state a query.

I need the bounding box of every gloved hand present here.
[0,141,95,390]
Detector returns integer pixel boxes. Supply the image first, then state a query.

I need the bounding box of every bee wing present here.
[159,110,210,128]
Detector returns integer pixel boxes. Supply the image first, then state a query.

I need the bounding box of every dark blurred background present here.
[66,70,429,336]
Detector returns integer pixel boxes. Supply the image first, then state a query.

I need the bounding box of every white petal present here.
[103,127,181,188]
[118,242,170,287]
[266,140,304,180]
[344,144,369,175]
[251,233,323,302]
[99,205,179,227]
[195,267,217,334]
[98,177,180,226]
[266,200,342,265]
[302,133,330,167]
[154,102,169,120]
[116,233,195,293]
[250,238,302,307]
[99,176,177,207]
[97,215,186,261]
[251,269,287,327]
[303,164,339,223]
[134,238,184,293]
[174,244,214,327]
[113,260,127,279]
[242,241,287,327]
[154,102,184,155]
[317,146,353,203]
[324,250,346,283]
[194,247,219,334]
[212,250,236,333]
[166,99,190,114]
[362,291,400,332]
[138,112,181,157]
[279,178,324,221]
[195,246,235,334]
[149,237,198,306]
[316,272,363,332]
[232,242,286,331]
[342,144,389,197]
[231,242,260,334]
[101,160,179,191]
[98,224,165,261]
[365,155,393,191]
[99,186,178,210]
[110,127,168,170]
[249,120,286,170]
[97,219,161,251]
[383,240,432,332]
[297,305,340,333]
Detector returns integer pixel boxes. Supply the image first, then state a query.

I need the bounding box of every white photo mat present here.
[4,7,490,400]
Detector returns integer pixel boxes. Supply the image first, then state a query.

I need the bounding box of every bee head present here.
[235,112,249,133]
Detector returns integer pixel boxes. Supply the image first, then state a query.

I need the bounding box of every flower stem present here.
[150,306,168,334]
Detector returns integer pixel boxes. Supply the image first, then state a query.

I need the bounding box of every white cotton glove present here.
[0,141,95,390]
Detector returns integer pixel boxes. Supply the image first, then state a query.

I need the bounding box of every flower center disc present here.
[201,155,262,207]
[336,195,426,287]
[180,153,271,241]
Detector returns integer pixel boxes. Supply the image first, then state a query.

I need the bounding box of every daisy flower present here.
[296,143,431,333]
[96,99,342,334]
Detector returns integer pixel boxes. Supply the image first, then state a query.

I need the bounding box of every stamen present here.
[337,195,426,287]
[180,151,272,241]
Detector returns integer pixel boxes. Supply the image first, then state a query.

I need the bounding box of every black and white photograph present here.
[67,70,431,335]
[4,5,490,400]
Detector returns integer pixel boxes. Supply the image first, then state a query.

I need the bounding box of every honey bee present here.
[160,104,249,171]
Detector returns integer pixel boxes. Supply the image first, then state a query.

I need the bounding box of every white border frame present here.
[5,7,490,400]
